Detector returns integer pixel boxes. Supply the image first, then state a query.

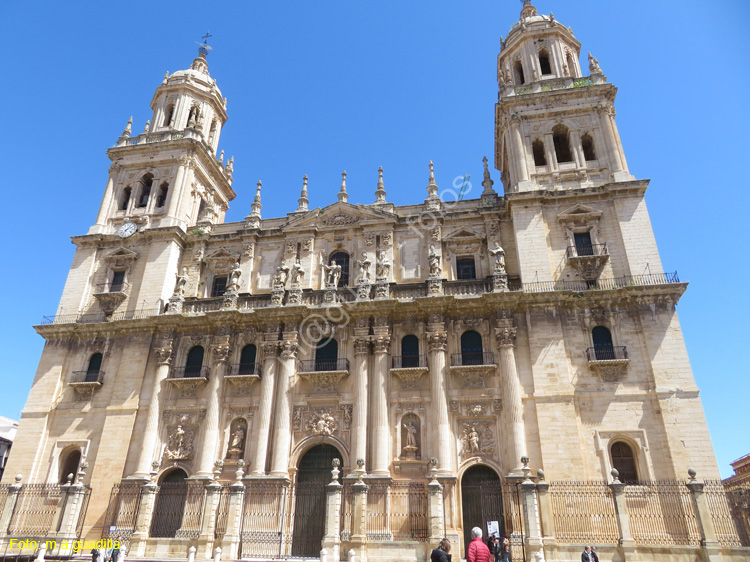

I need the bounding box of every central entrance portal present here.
[291,444,343,557]
[461,465,504,553]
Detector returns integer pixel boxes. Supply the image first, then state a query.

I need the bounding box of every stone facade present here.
[2,4,731,562]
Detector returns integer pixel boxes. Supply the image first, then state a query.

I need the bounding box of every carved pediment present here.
[446,227,480,239]
[204,247,239,272]
[558,204,603,225]
[283,202,396,231]
[103,247,139,268]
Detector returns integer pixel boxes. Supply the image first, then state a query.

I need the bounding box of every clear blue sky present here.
[1,1,747,478]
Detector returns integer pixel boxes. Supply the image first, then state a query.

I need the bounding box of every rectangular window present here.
[456,257,477,280]
[211,276,228,297]
[574,232,593,256]
[110,271,125,292]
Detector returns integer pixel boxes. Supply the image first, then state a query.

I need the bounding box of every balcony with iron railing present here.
[566,244,610,280]
[390,355,428,390]
[167,365,209,393]
[297,358,350,392]
[450,352,496,367]
[95,281,131,294]
[225,362,260,393]
[567,244,608,259]
[586,346,630,382]
[449,352,497,388]
[69,370,105,400]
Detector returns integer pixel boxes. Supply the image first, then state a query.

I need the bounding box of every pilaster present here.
[252,340,280,474]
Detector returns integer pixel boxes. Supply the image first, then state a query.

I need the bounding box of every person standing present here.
[591,546,599,562]
[501,536,510,562]
[430,538,452,562]
[467,527,491,562]
[581,546,594,562]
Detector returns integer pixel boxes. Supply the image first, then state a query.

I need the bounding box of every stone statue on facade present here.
[322,260,342,287]
[273,261,290,288]
[228,261,241,290]
[174,267,189,295]
[428,245,442,278]
[489,242,506,272]
[588,52,602,75]
[290,262,305,285]
[225,424,246,461]
[356,252,372,283]
[164,424,195,460]
[376,250,390,279]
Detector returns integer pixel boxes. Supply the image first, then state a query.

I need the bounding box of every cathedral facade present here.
[4,3,744,562]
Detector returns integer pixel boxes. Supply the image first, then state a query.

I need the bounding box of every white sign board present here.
[487,520,500,536]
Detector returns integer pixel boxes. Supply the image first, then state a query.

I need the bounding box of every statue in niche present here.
[400,414,420,459]
[376,250,390,279]
[174,267,189,295]
[356,252,371,283]
[321,257,342,287]
[164,424,195,461]
[228,261,241,290]
[225,418,247,462]
[273,260,290,288]
[489,242,506,272]
[428,245,442,277]
[467,424,480,453]
[291,262,305,285]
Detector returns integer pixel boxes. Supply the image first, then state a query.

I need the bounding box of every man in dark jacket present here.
[467,527,491,562]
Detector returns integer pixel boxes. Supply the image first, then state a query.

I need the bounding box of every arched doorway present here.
[151,469,188,538]
[461,465,504,555]
[291,444,343,557]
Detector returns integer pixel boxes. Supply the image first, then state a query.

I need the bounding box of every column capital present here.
[280,340,299,358]
[353,338,371,355]
[153,344,173,366]
[427,331,448,352]
[261,341,281,357]
[372,336,390,354]
[495,325,517,347]
[212,342,232,365]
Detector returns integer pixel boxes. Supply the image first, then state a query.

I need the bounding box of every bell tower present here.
[89,41,235,235]
[495,1,634,192]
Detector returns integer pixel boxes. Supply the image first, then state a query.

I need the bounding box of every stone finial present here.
[521,456,532,482]
[428,161,437,191]
[219,150,224,164]
[66,473,74,484]
[588,52,603,75]
[537,468,545,481]
[481,156,496,195]
[143,120,150,134]
[213,460,223,480]
[245,181,263,228]
[226,156,234,175]
[76,458,89,484]
[426,161,440,210]
[374,166,387,204]
[520,1,537,19]
[338,171,349,203]
[162,71,170,85]
[610,468,620,483]
[330,458,341,484]
[151,461,160,482]
[356,458,365,469]
[688,467,697,482]
[235,459,246,483]
[122,116,133,138]
[297,175,309,212]
[14,473,22,484]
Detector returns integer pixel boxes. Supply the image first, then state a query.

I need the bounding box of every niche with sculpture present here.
[400,413,421,459]
[225,418,248,462]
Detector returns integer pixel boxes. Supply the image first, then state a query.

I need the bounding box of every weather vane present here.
[198,32,213,57]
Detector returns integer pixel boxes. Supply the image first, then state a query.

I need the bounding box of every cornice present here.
[72,226,188,248]
[504,180,649,208]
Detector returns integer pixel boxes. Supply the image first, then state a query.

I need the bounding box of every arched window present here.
[592,326,614,360]
[513,60,525,85]
[532,139,547,166]
[137,173,154,208]
[330,252,350,287]
[566,52,576,77]
[163,103,175,128]
[460,330,484,366]
[539,50,552,75]
[156,182,169,208]
[185,346,204,377]
[553,124,573,163]
[59,449,81,484]
[85,353,103,382]
[401,335,419,368]
[581,133,596,161]
[239,344,257,375]
[315,339,338,371]
[119,186,131,211]
[208,119,218,144]
[611,441,638,483]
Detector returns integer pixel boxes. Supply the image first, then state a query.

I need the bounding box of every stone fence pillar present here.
[322,460,343,562]
[426,461,445,542]
[130,466,160,558]
[519,458,544,562]
[0,474,23,534]
[221,463,246,560]
[608,469,635,557]
[535,469,555,545]
[686,468,722,562]
[198,475,223,558]
[349,465,368,562]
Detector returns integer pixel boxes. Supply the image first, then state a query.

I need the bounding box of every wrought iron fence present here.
[623,481,700,546]
[8,484,65,536]
[585,346,628,361]
[101,482,142,542]
[392,355,427,369]
[450,352,495,366]
[548,481,619,543]
[231,362,258,376]
[365,480,390,541]
[340,481,353,542]
[705,479,749,546]
[290,480,328,557]
[214,483,231,540]
[501,482,526,557]
[519,272,680,294]
[39,309,159,325]
[566,244,608,258]
[169,366,210,379]
[70,370,105,384]
[240,480,291,559]
[149,481,205,538]
[95,282,130,293]
[389,481,429,542]
[297,358,350,373]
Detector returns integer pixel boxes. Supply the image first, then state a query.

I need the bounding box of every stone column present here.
[495,322,527,475]
[427,329,454,476]
[608,471,635,549]
[510,117,530,183]
[165,161,189,220]
[519,459,544,562]
[322,460,343,562]
[686,469,722,562]
[371,335,391,476]
[270,339,299,477]
[351,338,370,469]
[426,462,445,542]
[0,474,22,533]
[93,170,117,229]
[222,462,246,560]
[251,341,279,475]
[596,106,624,174]
[196,338,231,478]
[134,331,174,478]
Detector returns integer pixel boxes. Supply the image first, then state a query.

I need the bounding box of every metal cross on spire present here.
[198,32,213,58]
